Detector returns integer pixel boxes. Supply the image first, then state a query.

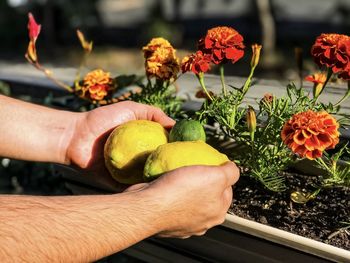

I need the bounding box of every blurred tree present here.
[256,0,278,68]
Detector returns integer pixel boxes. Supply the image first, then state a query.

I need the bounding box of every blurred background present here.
[1,0,350,80]
[0,2,349,260]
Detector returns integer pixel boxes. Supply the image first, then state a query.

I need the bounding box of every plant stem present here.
[37,63,73,93]
[74,52,89,87]
[314,68,332,104]
[242,65,257,97]
[196,73,213,101]
[316,157,333,174]
[25,55,73,93]
[219,64,227,96]
[334,81,350,106]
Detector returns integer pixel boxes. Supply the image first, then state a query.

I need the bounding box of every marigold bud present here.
[26,41,37,62]
[28,13,41,42]
[305,72,327,98]
[246,106,256,140]
[77,30,93,53]
[261,93,274,105]
[250,44,262,68]
[25,13,41,63]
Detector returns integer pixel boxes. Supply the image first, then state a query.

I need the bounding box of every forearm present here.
[0,95,78,164]
[0,191,161,262]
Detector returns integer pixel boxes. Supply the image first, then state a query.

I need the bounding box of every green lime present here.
[169,119,206,142]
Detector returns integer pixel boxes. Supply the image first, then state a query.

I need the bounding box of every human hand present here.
[64,101,174,188]
[131,161,240,238]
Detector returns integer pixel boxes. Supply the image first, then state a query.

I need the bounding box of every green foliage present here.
[0,81,10,96]
[131,78,183,118]
[317,144,350,187]
[198,80,347,192]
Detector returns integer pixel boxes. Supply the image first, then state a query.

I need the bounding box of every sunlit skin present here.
[0,95,240,262]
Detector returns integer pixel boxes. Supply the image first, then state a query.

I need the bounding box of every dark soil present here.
[229,171,350,250]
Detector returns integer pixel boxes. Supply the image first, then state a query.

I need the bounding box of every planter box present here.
[1,72,349,262]
[55,164,350,263]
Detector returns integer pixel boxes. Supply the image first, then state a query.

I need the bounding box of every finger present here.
[220,161,240,187]
[222,187,233,210]
[193,230,207,236]
[145,106,175,128]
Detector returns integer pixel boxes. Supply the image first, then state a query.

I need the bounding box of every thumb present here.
[219,161,240,187]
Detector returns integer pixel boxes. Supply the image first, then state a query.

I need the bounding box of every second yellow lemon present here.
[144,141,229,181]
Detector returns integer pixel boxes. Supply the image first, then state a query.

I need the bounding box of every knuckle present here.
[215,216,226,226]
[195,233,205,237]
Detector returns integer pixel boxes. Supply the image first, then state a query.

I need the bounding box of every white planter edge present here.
[224,213,350,262]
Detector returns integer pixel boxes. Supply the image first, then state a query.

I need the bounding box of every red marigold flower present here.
[28,13,41,41]
[181,51,211,74]
[311,33,350,80]
[82,69,113,101]
[198,26,245,65]
[281,110,339,160]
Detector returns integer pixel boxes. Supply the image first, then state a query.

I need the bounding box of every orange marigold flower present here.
[82,69,113,101]
[181,51,211,74]
[142,37,173,59]
[305,72,327,98]
[281,110,339,160]
[311,33,350,80]
[145,46,179,80]
[143,37,179,80]
[198,26,245,65]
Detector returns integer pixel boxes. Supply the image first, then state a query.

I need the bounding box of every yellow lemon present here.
[104,120,168,184]
[144,141,229,181]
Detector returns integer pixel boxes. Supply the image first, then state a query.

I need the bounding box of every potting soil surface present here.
[229,171,350,250]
